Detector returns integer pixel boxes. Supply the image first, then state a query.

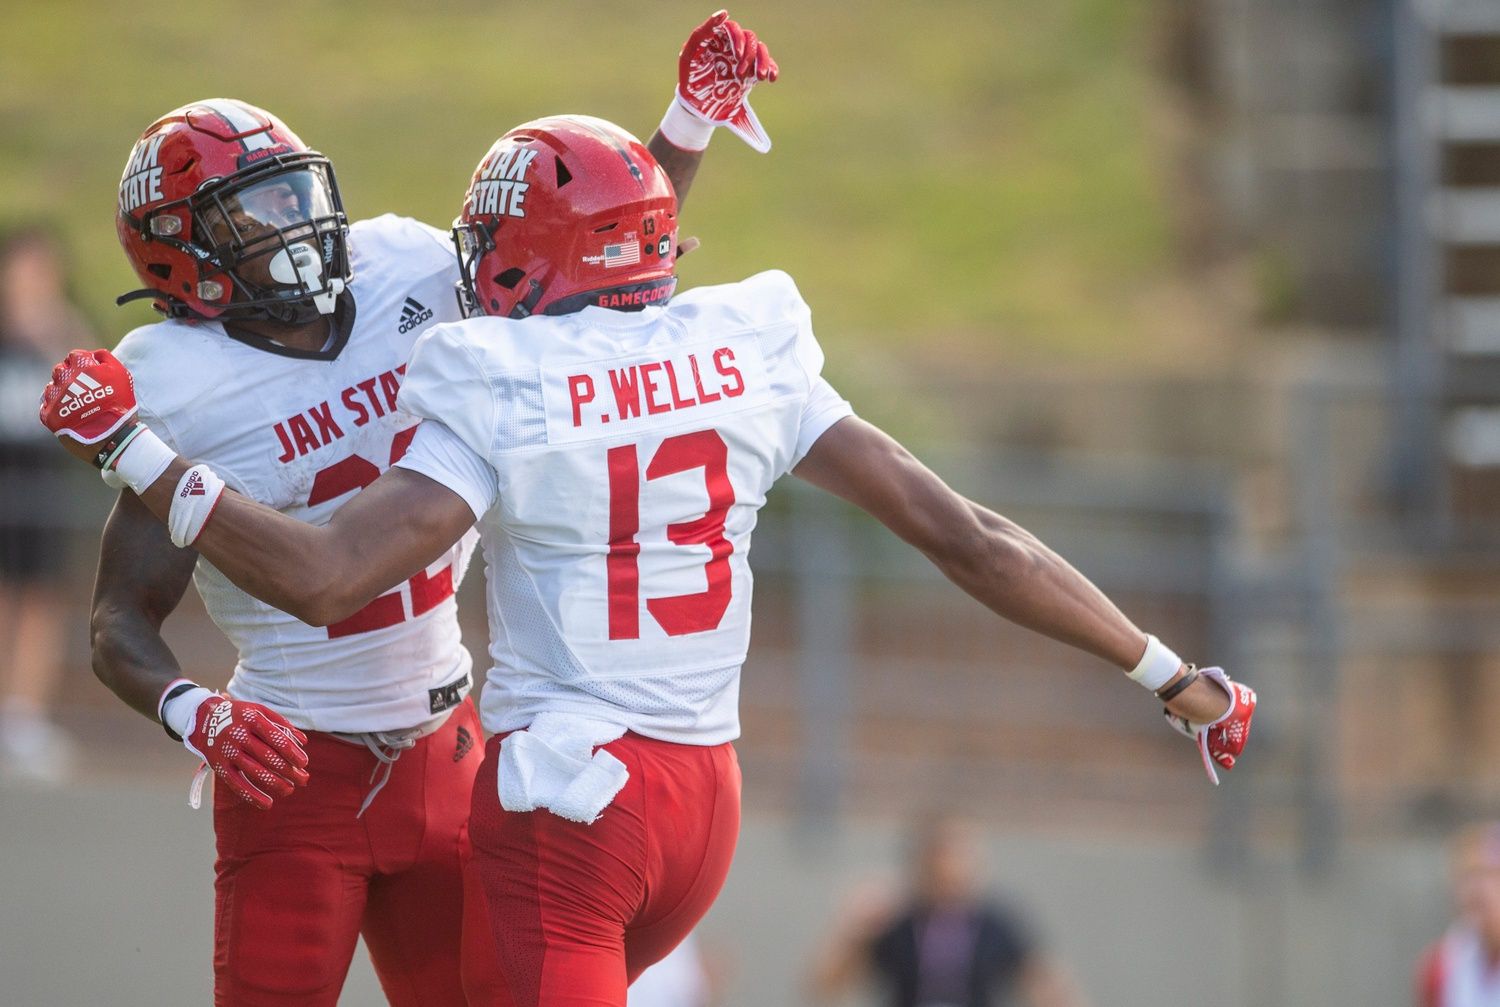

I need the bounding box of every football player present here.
[60,11,776,1006]
[42,112,1254,1006]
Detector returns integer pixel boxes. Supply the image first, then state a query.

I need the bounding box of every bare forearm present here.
[797,421,1148,672]
[941,503,1146,671]
[648,131,703,209]
[90,493,199,721]
[91,607,186,721]
[938,503,1227,722]
[133,457,475,627]
[138,459,359,625]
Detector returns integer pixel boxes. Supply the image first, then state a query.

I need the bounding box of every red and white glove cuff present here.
[158,679,215,751]
[104,424,176,495]
[1127,634,1182,692]
[167,465,225,549]
[1165,666,1252,785]
[659,92,716,152]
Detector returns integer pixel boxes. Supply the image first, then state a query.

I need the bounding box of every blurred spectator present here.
[810,816,1086,1007]
[1417,823,1500,1007]
[0,225,92,785]
[628,930,715,1007]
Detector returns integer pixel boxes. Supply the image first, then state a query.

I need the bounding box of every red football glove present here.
[38,348,138,445]
[1164,666,1256,785]
[185,695,310,810]
[676,10,779,152]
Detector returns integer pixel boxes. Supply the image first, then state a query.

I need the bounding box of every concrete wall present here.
[0,780,1455,1007]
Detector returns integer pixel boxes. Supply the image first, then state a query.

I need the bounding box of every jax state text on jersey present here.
[273,364,408,462]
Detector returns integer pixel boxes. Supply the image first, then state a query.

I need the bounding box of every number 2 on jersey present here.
[306,426,456,639]
[606,429,734,640]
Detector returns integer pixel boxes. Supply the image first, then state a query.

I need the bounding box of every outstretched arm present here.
[793,417,1230,725]
[134,456,475,629]
[42,351,474,630]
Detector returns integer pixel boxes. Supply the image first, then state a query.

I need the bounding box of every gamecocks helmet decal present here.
[115,98,350,324]
[452,115,678,319]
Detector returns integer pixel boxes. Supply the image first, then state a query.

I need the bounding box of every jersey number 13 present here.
[606,429,734,641]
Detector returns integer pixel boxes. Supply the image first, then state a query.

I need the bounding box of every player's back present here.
[399,269,852,744]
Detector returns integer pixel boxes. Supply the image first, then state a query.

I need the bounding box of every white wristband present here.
[658,92,715,152]
[106,425,177,495]
[160,682,215,747]
[1127,634,1182,692]
[167,465,226,548]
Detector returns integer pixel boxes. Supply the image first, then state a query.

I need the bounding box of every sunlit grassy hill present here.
[3,0,1181,391]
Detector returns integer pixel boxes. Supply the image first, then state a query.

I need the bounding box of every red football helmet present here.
[115,98,350,324]
[452,115,678,319]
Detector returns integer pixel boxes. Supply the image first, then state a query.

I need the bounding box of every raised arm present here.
[647,134,706,211]
[647,9,779,210]
[793,416,1255,777]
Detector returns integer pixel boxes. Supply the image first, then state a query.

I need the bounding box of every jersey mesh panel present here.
[491,373,547,448]
[491,529,738,722]
[756,327,798,376]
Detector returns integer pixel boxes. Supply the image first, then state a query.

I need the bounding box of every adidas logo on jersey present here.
[397,297,434,334]
[180,472,207,499]
[57,372,114,418]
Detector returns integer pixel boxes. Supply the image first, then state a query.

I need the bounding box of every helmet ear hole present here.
[554,157,573,187]
[148,264,171,279]
[495,268,525,290]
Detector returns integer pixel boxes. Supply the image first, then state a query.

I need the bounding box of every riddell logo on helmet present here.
[596,286,672,309]
[57,373,114,418]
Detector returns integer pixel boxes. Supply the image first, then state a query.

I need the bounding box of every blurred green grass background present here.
[2,0,1180,378]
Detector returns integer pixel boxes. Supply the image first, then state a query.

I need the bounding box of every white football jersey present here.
[396,270,853,743]
[115,214,477,733]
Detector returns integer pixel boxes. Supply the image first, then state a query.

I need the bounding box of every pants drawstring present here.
[356,731,419,818]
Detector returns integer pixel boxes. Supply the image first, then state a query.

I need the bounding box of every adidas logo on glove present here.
[203,701,232,749]
[57,372,114,418]
[180,472,207,498]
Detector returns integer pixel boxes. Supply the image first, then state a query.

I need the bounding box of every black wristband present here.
[159,681,200,742]
[1155,665,1199,703]
[92,419,143,470]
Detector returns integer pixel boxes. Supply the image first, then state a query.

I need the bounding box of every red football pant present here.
[462,732,741,1007]
[212,699,500,1006]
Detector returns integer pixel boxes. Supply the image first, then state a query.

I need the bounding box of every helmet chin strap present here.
[268,241,344,316]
